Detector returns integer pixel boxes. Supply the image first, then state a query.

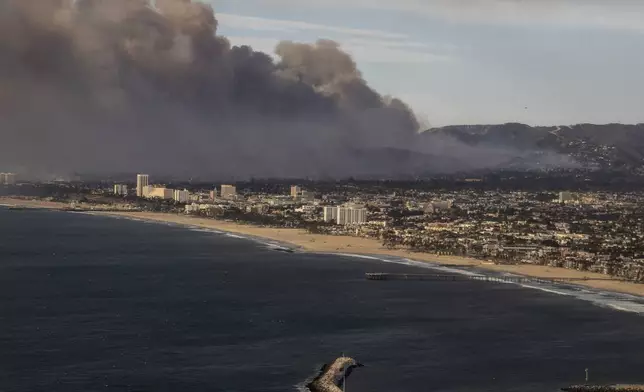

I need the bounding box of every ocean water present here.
[1,208,643,392]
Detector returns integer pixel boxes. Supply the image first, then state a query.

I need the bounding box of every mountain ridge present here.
[419,123,644,171]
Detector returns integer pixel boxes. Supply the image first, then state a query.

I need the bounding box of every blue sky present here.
[207,0,644,127]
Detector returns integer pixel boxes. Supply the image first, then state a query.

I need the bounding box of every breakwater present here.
[562,385,644,392]
[366,272,621,284]
[307,357,363,392]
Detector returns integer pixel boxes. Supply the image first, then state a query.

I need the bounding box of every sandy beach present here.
[3,197,644,297]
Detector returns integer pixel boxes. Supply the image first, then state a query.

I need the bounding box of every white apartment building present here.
[323,206,339,222]
[324,205,367,225]
[348,207,367,224]
[290,185,302,198]
[136,174,149,197]
[337,207,349,225]
[173,189,190,203]
[113,184,128,196]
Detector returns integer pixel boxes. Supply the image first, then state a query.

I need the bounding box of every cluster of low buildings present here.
[291,185,315,203]
[376,189,644,281]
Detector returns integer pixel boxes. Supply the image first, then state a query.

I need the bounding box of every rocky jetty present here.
[563,385,644,392]
[307,357,363,392]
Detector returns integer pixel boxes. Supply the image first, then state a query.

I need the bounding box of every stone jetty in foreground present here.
[563,385,644,392]
[307,357,363,392]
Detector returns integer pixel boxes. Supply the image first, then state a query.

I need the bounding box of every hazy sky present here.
[209,0,644,127]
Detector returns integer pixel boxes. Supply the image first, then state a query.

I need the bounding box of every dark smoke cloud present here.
[0,0,579,180]
[0,0,423,179]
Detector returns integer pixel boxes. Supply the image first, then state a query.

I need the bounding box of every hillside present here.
[421,123,644,171]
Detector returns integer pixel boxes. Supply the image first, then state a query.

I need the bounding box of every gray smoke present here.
[0,0,422,179]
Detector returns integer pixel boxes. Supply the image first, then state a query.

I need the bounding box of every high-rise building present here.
[210,189,218,200]
[323,206,338,222]
[337,207,349,225]
[325,205,367,225]
[136,174,149,197]
[220,185,237,199]
[349,207,367,224]
[290,185,302,198]
[173,189,190,203]
[1,173,16,185]
[113,184,128,196]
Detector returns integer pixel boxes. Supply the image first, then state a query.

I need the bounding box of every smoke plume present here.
[0,0,423,179]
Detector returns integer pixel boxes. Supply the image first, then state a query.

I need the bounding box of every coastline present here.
[2,197,644,297]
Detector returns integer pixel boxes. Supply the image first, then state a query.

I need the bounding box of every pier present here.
[365,273,621,284]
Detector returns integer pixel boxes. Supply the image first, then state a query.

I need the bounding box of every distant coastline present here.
[2,197,644,298]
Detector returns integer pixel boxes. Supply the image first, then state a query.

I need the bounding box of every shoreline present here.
[2,197,644,297]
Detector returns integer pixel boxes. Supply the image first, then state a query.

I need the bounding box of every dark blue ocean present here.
[1,208,643,392]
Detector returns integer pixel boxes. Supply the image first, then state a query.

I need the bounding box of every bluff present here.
[420,123,644,171]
